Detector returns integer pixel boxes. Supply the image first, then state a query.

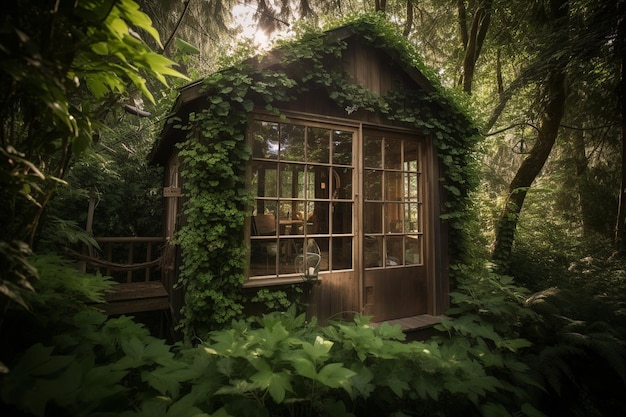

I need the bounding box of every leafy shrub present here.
[2,305,545,417]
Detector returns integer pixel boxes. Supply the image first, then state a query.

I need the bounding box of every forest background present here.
[1,1,625,416]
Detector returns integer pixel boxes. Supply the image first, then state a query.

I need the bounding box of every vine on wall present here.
[173,13,480,338]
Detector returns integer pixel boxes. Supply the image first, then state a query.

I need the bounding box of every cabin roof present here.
[151,21,468,165]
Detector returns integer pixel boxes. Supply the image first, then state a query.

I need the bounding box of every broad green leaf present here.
[290,356,317,379]
[316,363,356,391]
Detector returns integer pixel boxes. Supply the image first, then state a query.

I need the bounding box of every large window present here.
[248,119,355,279]
[363,133,423,268]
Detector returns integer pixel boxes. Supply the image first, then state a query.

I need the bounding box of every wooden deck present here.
[99,281,169,315]
[372,314,447,332]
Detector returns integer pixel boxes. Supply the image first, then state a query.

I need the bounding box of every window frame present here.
[245,114,358,285]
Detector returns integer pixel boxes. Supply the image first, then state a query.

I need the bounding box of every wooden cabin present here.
[151,21,476,333]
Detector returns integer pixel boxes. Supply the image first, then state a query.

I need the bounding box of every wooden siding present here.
[307,271,360,324]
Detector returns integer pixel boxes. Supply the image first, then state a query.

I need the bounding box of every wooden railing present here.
[72,236,170,315]
[77,237,165,283]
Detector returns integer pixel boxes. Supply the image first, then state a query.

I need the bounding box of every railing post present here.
[127,242,134,283]
[145,242,152,282]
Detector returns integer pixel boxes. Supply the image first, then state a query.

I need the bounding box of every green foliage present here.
[173,13,480,336]
[0,0,188,346]
[509,223,626,416]
[1,311,174,417]
[1,308,542,417]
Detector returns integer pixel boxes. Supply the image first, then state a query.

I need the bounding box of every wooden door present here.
[361,131,428,322]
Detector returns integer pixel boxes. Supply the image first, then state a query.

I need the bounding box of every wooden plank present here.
[98,281,169,315]
[104,282,168,302]
[373,314,447,331]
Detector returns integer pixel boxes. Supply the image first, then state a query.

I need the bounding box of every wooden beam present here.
[97,281,169,315]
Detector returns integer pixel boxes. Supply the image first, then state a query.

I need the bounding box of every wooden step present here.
[99,281,169,315]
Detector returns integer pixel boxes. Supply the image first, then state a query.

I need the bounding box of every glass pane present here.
[253,200,277,219]
[384,138,402,170]
[405,235,421,265]
[307,127,330,163]
[405,203,420,233]
[332,167,352,200]
[308,202,329,234]
[279,201,307,235]
[332,202,352,234]
[250,238,277,276]
[385,203,404,233]
[385,171,403,201]
[332,237,352,270]
[405,173,419,201]
[364,235,383,268]
[404,141,419,172]
[251,121,279,159]
[280,124,305,161]
[364,170,382,200]
[278,237,303,275]
[363,202,383,234]
[280,164,305,199]
[280,201,306,235]
[364,135,382,168]
[307,165,330,199]
[316,238,330,272]
[332,130,352,166]
[251,161,277,198]
[386,236,404,266]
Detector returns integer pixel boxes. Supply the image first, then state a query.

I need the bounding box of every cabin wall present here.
[158,37,454,331]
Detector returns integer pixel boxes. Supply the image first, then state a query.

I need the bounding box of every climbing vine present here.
[173,13,480,338]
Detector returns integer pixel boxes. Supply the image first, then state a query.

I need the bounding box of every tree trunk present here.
[492,71,567,268]
[403,0,414,37]
[461,0,492,94]
[614,1,626,250]
[571,129,595,236]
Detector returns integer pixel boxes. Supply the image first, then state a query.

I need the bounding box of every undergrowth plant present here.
[1,307,544,417]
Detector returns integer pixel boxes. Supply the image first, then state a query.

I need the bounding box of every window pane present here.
[404,141,419,172]
[251,161,277,198]
[308,202,329,234]
[405,203,420,233]
[364,235,383,268]
[307,165,330,200]
[364,202,383,234]
[280,124,305,161]
[364,135,382,168]
[280,164,305,199]
[253,200,277,219]
[404,173,419,201]
[307,127,330,163]
[316,238,330,272]
[332,130,352,165]
[278,237,303,275]
[385,171,403,201]
[332,202,352,234]
[364,170,382,200]
[332,237,352,270]
[405,235,421,265]
[250,239,277,276]
[386,236,404,266]
[385,203,404,233]
[333,168,352,200]
[251,121,279,159]
[384,138,402,170]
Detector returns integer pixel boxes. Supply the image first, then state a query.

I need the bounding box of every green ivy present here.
[173,13,481,337]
